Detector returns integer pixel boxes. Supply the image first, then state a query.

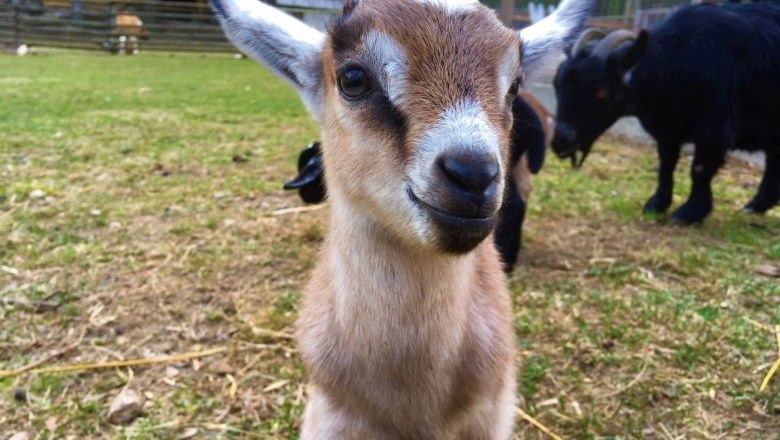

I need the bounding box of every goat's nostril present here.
[438,152,500,196]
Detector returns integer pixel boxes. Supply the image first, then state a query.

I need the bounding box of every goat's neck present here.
[325,197,478,335]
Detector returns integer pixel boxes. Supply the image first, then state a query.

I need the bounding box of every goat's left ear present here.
[210,0,325,119]
[618,29,648,74]
[519,0,595,80]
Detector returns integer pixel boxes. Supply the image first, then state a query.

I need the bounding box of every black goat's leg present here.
[671,145,725,224]
[743,151,779,214]
[644,142,681,214]
[494,178,525,273]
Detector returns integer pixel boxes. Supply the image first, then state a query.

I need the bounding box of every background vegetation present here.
[1,51,778,439]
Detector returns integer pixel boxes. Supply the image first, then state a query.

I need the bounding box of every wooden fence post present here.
[12,0,21,47]
[500,0,515,26]
[107,2,116,53]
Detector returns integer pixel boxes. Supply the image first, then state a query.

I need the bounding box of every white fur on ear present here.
[210,0,326,119]
[519,0,595,80]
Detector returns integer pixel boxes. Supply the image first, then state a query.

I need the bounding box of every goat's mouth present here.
[553,143,593,168]
[408,189,496,254]
[552,141,579,160]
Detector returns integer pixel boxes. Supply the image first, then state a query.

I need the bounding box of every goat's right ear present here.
[618,30,648,74]
[210,0,325,118]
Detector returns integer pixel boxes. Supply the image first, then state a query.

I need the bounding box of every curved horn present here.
[571,28,607,57]
[592,29,637,59]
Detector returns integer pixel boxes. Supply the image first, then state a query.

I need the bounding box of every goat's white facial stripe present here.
[414,0,480,13]
[363,31,408,107]
[411,99,501,194]
[420,99,500,155]
[497,46,521,101]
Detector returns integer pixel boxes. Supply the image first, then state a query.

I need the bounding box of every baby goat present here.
[212,0,592,437]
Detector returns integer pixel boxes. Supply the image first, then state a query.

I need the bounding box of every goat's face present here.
[552,28,647,166]
[552,55,619,164]
[212,0,594,253]
[318,1,520,253]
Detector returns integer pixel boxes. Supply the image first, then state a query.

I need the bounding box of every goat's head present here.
[552,28,648,166]
[212,0,593,253]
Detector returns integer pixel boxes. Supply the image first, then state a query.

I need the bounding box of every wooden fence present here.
[0,0,681,54]
[0,0,338,53]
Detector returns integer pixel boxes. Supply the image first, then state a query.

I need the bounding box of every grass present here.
[1,49,779,439]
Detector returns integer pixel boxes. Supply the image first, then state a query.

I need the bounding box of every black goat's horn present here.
[571,28,607,57]
[592,29,636,60]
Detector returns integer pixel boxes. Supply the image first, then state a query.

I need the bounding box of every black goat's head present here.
[552,28,648,166]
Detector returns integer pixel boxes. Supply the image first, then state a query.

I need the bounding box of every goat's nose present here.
[438,151,500,196]
[552,123,577,156]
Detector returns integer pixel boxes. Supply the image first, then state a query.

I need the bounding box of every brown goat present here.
[212,0,592,437]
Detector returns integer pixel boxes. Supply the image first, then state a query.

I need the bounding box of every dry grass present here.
[1,51,779,439]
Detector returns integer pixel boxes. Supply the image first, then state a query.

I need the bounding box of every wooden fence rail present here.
[0,0,669,54]
[0,0,338,53]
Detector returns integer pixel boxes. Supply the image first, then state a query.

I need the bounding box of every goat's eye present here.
[339,68,373,99]
[595,88,609,100]
[508,79,521,96]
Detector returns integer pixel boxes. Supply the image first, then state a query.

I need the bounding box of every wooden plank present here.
[500,0,515,26]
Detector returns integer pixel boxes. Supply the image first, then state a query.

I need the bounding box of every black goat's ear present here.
[509,96,546,172]
[619,30,648,74]
[284,142,326,204]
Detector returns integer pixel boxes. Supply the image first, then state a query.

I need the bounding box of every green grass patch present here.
[1,50,779,438]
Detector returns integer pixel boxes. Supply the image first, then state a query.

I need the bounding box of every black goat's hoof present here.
[670,202,711,225]
[643,194,672,215]
[741,199,777,215]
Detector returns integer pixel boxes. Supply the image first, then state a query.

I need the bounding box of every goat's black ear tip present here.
[637,30,650,46]
[208,0,226,16]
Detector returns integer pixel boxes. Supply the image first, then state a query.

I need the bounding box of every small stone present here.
[165,366,180,378]
[177,427,199,439]
[114,325,125,336]
[89,208,102,216]
[214,359,234,374]
[45,416,58,431]
[755,264,779,278]
[109,221,122,230]
[107,389,144,425]
[213,192,227,200]
[29,189,45,200]
[13,388,26,402]
[9,433,30,440]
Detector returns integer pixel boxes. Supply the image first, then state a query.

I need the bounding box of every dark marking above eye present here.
[329,5,371,53]
[342,0,359,16]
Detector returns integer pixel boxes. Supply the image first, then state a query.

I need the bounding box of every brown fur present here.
[297,1,518,438]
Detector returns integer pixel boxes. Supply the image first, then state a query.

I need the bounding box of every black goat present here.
[552,3,780,223]
[285,93,549,272]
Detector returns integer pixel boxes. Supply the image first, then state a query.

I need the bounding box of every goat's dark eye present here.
[508,79,521,96]
[338,68,372,99]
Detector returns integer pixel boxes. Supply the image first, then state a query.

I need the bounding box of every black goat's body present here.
[632,3,780,220]
[554,2,780,222]
[633,4,780,149]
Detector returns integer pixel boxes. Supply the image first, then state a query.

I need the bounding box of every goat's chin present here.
[428,215,496,254]
[407,191,497,254]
